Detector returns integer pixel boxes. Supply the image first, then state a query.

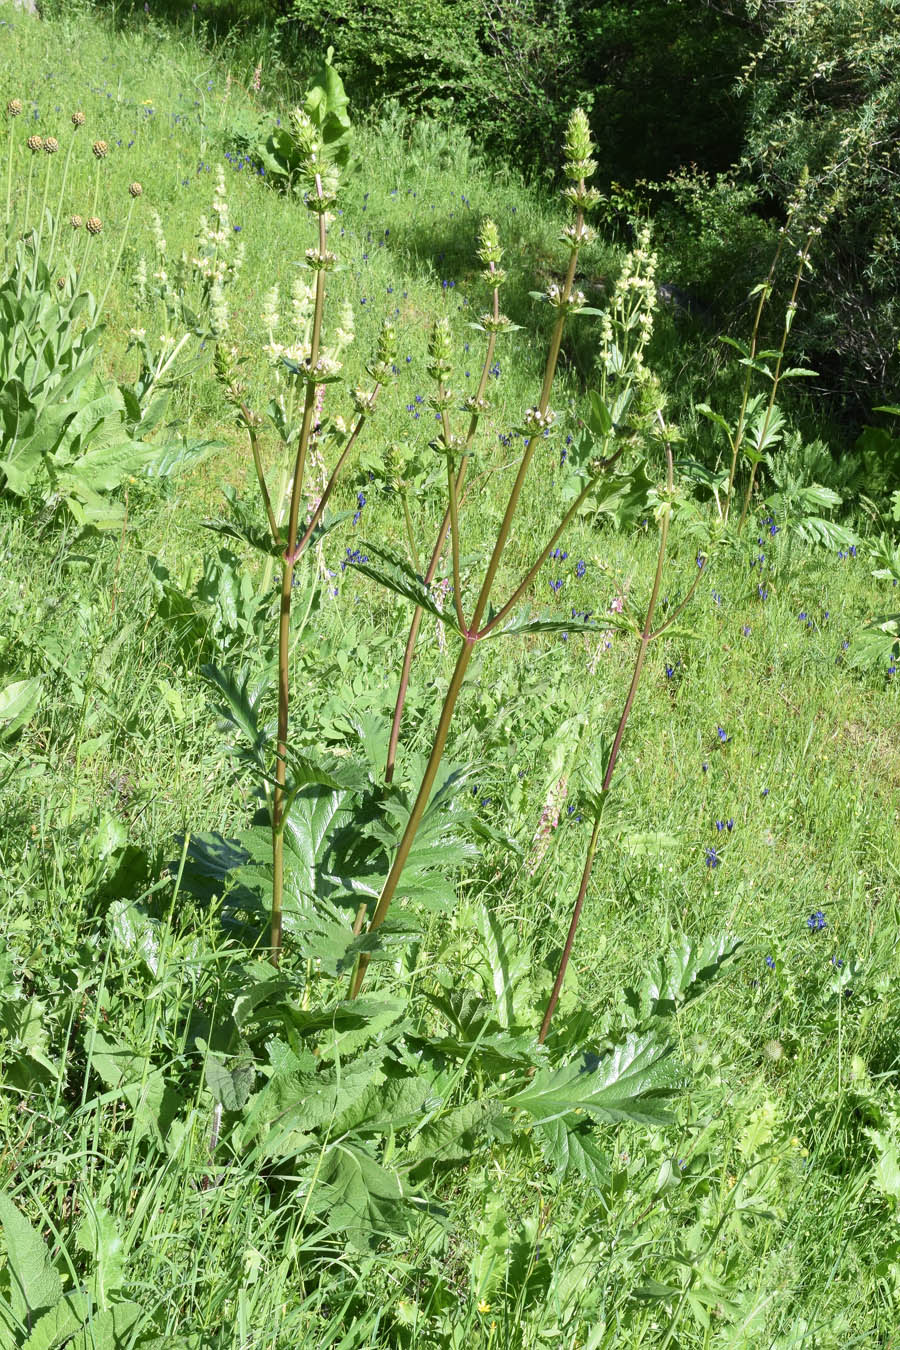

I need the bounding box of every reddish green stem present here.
[539,435,674,1043]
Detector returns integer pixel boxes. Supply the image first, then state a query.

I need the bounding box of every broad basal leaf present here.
[625,934,742,1021]
[511,1033,678,1125]
[0,1191,62,1328]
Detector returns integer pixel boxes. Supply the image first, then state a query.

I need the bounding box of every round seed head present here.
[92,139,109,159]
[70,214,83,229]
[27,134,43,153]
[86,216,103,236]
[7,99,23,118]
[43,136,59,154]
[56,277,66,290]
[71,110,86,127]
[128,181,143,198]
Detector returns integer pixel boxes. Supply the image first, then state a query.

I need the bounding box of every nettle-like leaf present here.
[204,1050,256,1112]
[409,1098,510,1170]
[201,664,270,770]
[0,1190,63,1330]
[533,1116,610,1194]
[510,1033,679,1125]
[307,1141,410,1250]
[625,934,742,1021]
[849,617,900,668]
[350,541,462,629]
[365,765,481,914]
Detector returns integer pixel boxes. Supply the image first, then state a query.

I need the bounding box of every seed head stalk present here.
[47,114,83,271]
[350,112,596,998]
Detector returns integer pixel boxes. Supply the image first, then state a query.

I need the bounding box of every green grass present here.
[2,5,900,1348]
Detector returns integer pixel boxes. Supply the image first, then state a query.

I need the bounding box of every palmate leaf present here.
[350,542,462,629]
[625,934,742,1021]
[511,1033,679,1125]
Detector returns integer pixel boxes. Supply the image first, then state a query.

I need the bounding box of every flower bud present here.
[92,140,109,159]
[86,216,103,236]
[563,109,597,181]
[7,99,23,118]
[304,246,337,271]
[70,214,83,229]
[27,135,43,153]
[523,406,556,434]
[71,110,85,127]
[426,316,453,380]
[476,218,503,267]
[56,276,66,290]
[43,136,59,154]
[129,181,143,198]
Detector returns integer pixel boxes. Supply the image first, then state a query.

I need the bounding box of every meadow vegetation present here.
[1,4,899,1347]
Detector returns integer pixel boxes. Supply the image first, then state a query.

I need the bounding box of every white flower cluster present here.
[190,166,244,336]
[598,224,658,374]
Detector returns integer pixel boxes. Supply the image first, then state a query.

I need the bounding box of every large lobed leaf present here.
[511,1032,679,1125]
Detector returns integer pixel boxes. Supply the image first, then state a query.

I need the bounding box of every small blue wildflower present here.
[705,847,720,869]
[762,787,769,796]
[549,579,563,593]
[576,560,586,578]
[742,625,752,636]
[717,726,728,742]
[765,955,775,970]
[702,762,708,773]
[665,665,675,678]
[806,910,827,932]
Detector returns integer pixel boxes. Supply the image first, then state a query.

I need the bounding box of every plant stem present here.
[736,237,811,536]
[96,209,132,323]
[270,174,327,968]
[352,202,585,997]
[47,126,80,272]
[447,453,466,633]
[241,403,281,549]
[539,432,674,1042]
[478,467,613,638]
[723,237,784,521]
[290,390,379,563]
[538,815,602,1044]
[349,632,476,997]
[95,193,137,323]
[401,491,420,572]
[383,282,501,783]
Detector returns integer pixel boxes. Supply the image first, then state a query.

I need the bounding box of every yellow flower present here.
[477,1299,491,1314]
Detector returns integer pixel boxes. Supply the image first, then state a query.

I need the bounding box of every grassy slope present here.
[1,6,899,1347]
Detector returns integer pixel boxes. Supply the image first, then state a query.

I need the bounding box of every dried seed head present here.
[92,139,109,159]
[71,110,86,127]
[43,136,59,154]
[86,216,103,236]
[27,135,43,153]
[7,99,23,118]
[70,213,83,229]
[128,181,143,198]
[56,276,66,290]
